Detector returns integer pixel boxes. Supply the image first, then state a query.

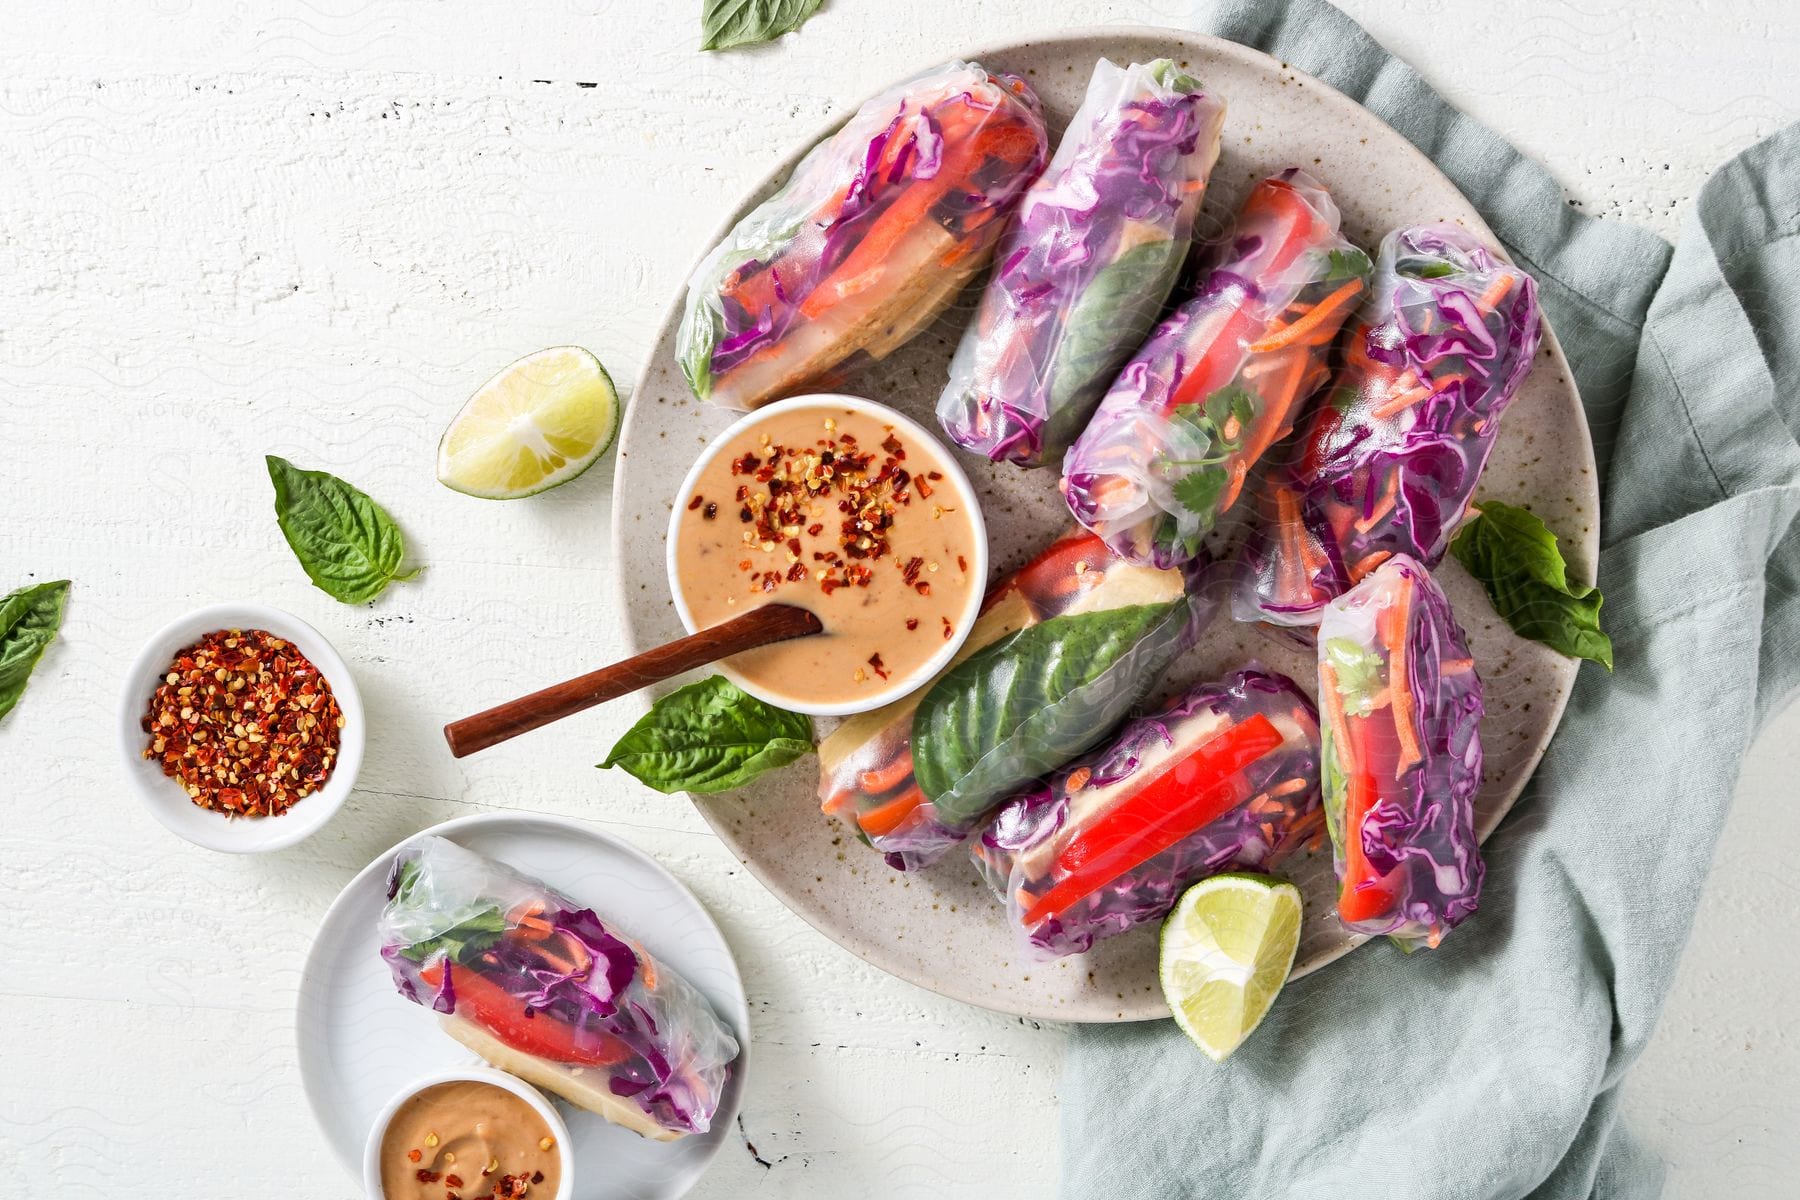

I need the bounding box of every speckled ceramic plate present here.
[611,28,1595,1022]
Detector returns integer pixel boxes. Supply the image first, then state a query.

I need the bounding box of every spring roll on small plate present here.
[678,61,1048,411]
[938,58,1227,466]
[1316,555,1484,947]
[378,837,741,1140]
[1063,170,1371,567]
[1235,224,1542,625]
[975,667,1323,957]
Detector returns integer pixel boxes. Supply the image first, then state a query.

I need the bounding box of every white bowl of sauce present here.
[667,394,988,717]
[364,1066,574,1200]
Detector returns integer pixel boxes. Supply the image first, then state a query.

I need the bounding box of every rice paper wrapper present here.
[1234,223,1542,625]
[937,58,1226,466]
[816,530,1196,869]
[677,60,1047,411]
[974,666,1322,958]
[1063,170,1371,567]
[1316,556,1484,946]
[378,836,740,1138]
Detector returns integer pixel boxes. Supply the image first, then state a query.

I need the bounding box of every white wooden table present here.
[4,3,1795,1196]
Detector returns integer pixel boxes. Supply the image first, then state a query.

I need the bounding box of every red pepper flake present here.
[140,628,342,819]
[906,618,919,631]
[957,555,968,573]
[446,1175,464,1189]
[416,1169,441,1183]
[686,494,703,510]
[717,415,920,598]
[915,476,933,499]
[942,616,954,640]
[914,581,931,597]
[868,653,889,681]
[703,502,718,520]
[407,1149,422,1163]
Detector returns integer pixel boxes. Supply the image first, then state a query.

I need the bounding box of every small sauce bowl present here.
[362,1065,575,1200]
[666,393,988,717]
[115,603,364,853]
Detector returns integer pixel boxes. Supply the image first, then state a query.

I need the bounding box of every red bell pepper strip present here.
[419,960,631,1068]
[1335,712,1401,925]
[1021,713,1285,925]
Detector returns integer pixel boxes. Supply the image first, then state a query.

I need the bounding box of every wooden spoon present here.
[443,603,823,758]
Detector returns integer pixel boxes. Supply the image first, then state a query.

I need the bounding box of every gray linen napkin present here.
[1061,3,1800,1196]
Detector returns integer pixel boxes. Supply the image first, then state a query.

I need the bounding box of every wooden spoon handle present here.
[443,604,823,758]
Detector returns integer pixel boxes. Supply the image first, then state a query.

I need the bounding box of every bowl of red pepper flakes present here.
[117,604,365,852]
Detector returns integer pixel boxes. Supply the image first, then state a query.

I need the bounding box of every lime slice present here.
[1160,872,1302,1061]
[437,346,620,499]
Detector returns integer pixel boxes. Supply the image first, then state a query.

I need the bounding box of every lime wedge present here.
[1160,872,1302,1061]
[437,346,620,499]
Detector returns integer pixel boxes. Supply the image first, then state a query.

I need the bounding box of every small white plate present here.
[116,603,364,853]
[297,812,749,1198]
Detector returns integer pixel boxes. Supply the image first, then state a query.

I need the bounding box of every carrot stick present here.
[1475,274,1514,312]
[1371,383,1434,421]
[1381,587,1423,774]
[1247,280,1363,352]
[858,784,925,837]
[1317,660,1357,775]
[1353,474,1399,533]
[857,756,914,795]
[1220,352,1310,512]
[1350,550,1392,581]
[1440,657,1476,675]
[1274,487,1308,602]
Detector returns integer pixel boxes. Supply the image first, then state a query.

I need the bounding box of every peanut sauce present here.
[675,403,980,707]
[379,1080,561,1200]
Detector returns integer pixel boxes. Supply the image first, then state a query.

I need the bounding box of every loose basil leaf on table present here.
[1450,499,1613,670]
[912,598,1193,828]
[601,675,814,794]
[0,579,70,723]
[700,0,823,51]
[266,455,421,604]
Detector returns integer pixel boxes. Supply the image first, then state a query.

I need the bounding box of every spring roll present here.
[1063,170,1372,566]
[974,667,1322,957]
[677,61,1047,411]
[937,58,1226,466]
[1235,224,1542,624]
[818,529,1190,869]
[379,837,740,1140]
[1316,556,1484,947]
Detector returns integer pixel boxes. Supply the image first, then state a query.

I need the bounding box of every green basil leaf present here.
[1450,500,1612,670]
[1044,238,1187,454]
[399,906,508,964]
[913,598,1191,827]
[267,456,420,604]
[601,675,813,793]
[0,580,70,723]
[700,0,822,51]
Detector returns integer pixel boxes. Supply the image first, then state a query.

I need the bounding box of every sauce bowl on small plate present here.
[362,1065,575,1200]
